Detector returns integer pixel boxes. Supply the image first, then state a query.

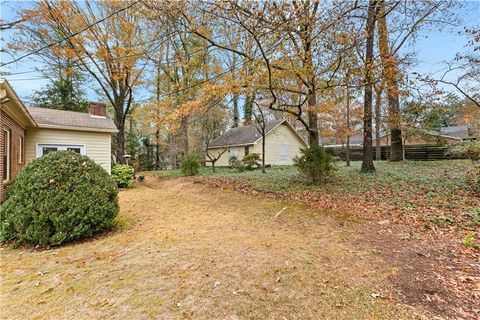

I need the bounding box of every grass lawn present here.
[0,177,430,319]
[153,160,480,234]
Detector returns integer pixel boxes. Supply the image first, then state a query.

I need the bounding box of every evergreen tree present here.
[31,77,88,112]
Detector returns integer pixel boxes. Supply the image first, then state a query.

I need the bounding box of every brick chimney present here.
[89,102,106,117]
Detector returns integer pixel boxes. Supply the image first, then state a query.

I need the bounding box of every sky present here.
[0,0,479,105]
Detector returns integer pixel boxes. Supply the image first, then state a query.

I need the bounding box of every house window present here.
[36,144,85,158]
[42,146,59,156]
[18,136,24,164]
[66,147,82,154]
[244,146,250,156]
[3,130,11,181]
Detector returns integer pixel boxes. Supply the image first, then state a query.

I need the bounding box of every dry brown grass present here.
[0,176,431,319]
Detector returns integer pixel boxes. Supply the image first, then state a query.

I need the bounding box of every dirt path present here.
[1,176,432,319]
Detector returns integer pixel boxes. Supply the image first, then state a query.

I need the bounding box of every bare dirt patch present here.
[0,176,432,319]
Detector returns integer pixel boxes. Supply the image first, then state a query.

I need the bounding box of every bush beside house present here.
[0,151,119,246]
[112,164,135,188]
[242,153,261,170]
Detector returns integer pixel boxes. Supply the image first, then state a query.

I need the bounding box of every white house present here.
[207,119,308,167]
[1,79,117,201]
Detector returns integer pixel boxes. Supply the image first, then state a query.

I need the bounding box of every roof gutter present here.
[207,142,255,149]
[35,123,119,133]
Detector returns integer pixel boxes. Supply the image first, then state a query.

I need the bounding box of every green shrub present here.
[180,154,200,176]
[242,152,261,170]
[293,146,335,184]
[0,151,119,247]
[111,164,135,188]
[463,232,479,249]
[229,155,238,167]
[450,140,480,161]
[232,159,246,172]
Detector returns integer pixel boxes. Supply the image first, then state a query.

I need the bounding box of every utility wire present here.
[0,0,139,68]
[2,33,227,77]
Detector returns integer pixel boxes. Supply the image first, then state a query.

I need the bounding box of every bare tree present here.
[203,105,229,172]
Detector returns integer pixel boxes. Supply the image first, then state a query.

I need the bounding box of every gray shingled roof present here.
[208,119,286,148]
[27,107,118,133]
[440,125,469,139]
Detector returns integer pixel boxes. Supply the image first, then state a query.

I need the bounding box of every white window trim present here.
[18,136,23,164]
[36,143,86,158]
[3,129,11,182]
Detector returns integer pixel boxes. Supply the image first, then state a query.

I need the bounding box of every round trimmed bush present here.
[0,151,119,246]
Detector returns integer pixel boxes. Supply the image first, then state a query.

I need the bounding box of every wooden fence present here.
[325,144,456,161]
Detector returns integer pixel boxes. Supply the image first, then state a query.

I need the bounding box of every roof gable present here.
[208,119,307,148]
[0,79,36,127]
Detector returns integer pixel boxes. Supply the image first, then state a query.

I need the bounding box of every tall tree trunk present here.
[377,0,403,161]
[169,135,178,169]
[307,93,319,147]
[361,0,377,173]
[306,53,319,147]
[155,62,162,170]
[244,93,255,125]
[155,129,161,169]
[374,84,383,160]
[345,84,351,166]
[232,94,239,127]
[180,116,189,157]
[303,1,320,148]
[115,120,126,164]
[261,130,266,173]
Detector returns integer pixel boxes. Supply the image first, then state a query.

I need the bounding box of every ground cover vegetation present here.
[154,160,479,246]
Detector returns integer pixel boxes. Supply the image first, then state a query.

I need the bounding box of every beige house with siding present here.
[25,107,117,173]
[207,119,307,167]
[1,79,117,202]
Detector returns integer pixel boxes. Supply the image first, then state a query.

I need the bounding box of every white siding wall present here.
[207,123,306,167]
[25,128,112,174]
[207,145,247,167]
[250,123,305,165]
